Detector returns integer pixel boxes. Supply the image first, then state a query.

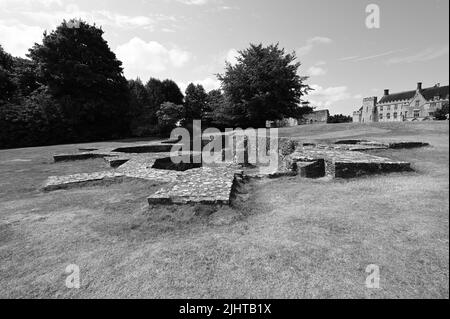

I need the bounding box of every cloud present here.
[0,20,44,57]
[175,0,212,5]
[19,5,167,30]
[339,55,360,61]
[116,37,191,80]
[178,76,221,93]
[225,48,239,65]
[297,36,332,57]
[307,84,351,108]
[307,66,327,76]
[387,45,449,64]
[353,50,400,62]
[340,50,403,62]
[0,0,63,8]
[307,63,327,76]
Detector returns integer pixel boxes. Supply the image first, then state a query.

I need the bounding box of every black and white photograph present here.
[0,0,449,303]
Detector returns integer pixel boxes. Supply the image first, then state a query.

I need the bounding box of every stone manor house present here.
[353,82,449,123]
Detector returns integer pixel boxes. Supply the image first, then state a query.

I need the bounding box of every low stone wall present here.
[112,144,177,153]
[334,161,412,178]
[53,153,107,162]
[45,137,427,206]
[288,142,415,179]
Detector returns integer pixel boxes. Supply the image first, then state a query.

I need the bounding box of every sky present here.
[0,0,449,115]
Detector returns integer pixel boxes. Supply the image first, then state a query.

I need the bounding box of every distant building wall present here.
[275,117,298,127]
[302,110,329,124]
[360,97,378,123]
[353,109,362,123]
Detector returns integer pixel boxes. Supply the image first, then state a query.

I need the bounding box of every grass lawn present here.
[0,121,448,298]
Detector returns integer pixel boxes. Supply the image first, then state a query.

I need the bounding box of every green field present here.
[0,121,448,298]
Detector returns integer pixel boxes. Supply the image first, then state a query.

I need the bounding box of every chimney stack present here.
[417,82,422,91]
[384,89,390,96]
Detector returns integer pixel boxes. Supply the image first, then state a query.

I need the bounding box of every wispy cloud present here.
[297,36,332,57]
[0,0,63,8]
[307,61,327,76]
[175,0,216,5]
[339,55,359,61]
[341,50,401,62]
[19,5,175,30]
[387,45,449,64]
[307,66,327,76]
[354,50,401,62]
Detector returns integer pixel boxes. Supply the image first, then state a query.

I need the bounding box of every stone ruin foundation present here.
[43,137,429,206]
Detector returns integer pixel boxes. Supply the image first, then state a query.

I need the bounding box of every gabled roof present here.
[379,90,416,104]
[379,85,449,104]
[421,85,449,101]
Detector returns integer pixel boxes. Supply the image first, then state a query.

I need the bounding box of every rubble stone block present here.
[297,160,326,178]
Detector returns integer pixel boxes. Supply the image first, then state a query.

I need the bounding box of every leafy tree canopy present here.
[184,83,207,123]
[156,102,184,134]
[28,19,127,100]
[0,45,16,102]
[327,114,353,124]
[218,43,311,127]
[434,102,449,120]
[27,19,130,139]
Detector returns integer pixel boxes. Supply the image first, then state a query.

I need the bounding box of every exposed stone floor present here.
[287,140,426,179]
[43,139,429,205]
[44,142,241,205]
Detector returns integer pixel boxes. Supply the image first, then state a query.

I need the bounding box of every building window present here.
[387,105,391,111]
[379,114,383,120]
[380,106,383,112]
[394,112,398,119]
[405,111,408,117]
[395,104,398,110]
[414,110,420,118]
[415,100,420,107]
[387,113,391,119]
[431,102,437,108]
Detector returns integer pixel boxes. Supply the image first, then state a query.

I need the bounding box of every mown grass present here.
[0,121,448,298]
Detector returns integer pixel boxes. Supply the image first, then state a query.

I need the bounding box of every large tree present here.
[28,19,130,139]
[184,83,207,124]
[204,89,223,126]
[161,79,184,105]
[218,43,311,127]
[0,45,15,103]
[128,78,152,135]
[145,78,184,125]
[11,57,40,99]
[156,102,184,134]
